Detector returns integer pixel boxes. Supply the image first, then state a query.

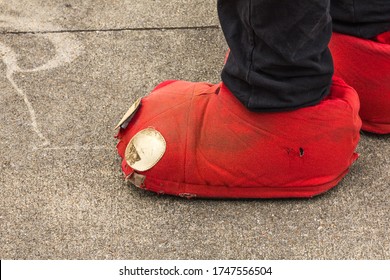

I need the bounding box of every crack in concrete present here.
[32,145,112,151]
[0,25,221,35]
[0,15,219,151]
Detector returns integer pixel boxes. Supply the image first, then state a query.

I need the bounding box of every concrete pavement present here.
[0,1,389,259]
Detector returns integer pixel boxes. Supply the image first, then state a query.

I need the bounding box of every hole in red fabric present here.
[299,148,305,157]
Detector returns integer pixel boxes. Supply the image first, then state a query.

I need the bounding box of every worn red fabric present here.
[116,77,361,198]
[329,31,390,134]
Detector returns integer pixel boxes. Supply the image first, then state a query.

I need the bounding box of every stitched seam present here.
[131,99,191,130]
[246,0,256,83]
[145,167,351,189]
[352,0,362,37]
[183,84,196,185]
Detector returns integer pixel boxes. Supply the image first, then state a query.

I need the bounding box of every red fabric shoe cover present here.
[116,77,361,199]
[374,30,390,44]
[329,31,390,134]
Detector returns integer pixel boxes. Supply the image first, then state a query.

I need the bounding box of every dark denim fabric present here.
[332,0,390,38]
[218,0,389,111]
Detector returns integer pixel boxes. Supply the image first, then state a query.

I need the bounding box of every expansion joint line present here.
[0,25,221,35]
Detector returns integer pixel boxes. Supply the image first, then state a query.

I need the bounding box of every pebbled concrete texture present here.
[0,1,389,260]
[0,0,218,31]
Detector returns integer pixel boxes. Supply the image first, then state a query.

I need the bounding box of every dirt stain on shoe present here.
[125,142,141,165]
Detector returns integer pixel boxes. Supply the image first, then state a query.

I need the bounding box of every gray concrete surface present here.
[0,0,218,31]
[0,1,389,260]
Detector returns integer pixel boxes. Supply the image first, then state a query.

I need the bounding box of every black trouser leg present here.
[331,0,390,38]
[218,0,333,112]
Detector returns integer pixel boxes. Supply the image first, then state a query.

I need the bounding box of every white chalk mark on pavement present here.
[0,15,83,148]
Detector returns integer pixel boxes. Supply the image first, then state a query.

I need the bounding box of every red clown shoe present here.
[115,77,361,199]
[329,31,390,134]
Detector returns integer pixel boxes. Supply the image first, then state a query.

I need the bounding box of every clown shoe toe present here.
[116,77,361,199]
[330,31,390,134]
